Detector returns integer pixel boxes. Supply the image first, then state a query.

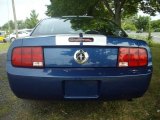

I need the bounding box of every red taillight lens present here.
[118,47,148,67]
[139,48,148,66]
[12,47,44,67]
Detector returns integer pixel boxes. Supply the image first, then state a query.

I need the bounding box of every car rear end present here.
[6,17,152,100]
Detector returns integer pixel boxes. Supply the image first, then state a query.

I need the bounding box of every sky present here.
[138,11,160,20]
[0,0,160,27]
[0,0,50,26]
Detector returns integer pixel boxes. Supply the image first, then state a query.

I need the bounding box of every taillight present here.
[118,47,147,67]
[12,47,44,67]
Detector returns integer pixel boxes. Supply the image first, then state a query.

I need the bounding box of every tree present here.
[134,16,150,31]
[2,20,15,31]
[46,0,160,27]
[122,15,138,31]
[17,20,26,29]
[1,20,26,32]
[151,19,160,30]
[122,23,137,31]
[25,10,39,28]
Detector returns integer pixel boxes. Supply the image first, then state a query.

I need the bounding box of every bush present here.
[123,23,137,31]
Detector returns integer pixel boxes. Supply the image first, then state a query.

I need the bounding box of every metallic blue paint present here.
[44,47,118,67]
[7,35,153,100]
[7,66,152,100]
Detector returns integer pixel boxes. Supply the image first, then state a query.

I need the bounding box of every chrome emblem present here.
[74,49,89,64]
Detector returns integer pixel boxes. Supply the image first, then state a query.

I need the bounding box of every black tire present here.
[3,39,6,43]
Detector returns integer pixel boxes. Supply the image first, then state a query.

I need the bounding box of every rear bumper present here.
[7,64,152,100]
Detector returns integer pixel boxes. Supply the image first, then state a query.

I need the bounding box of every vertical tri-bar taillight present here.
[12,47,44,67]
[118,47,148,67]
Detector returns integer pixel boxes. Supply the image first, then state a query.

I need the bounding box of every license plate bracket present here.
[64,81,99,99]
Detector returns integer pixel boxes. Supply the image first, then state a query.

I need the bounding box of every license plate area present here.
[64,81,99,99]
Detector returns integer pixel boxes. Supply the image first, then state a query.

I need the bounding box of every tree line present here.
[123,15,160,32]
[0,10,39,32]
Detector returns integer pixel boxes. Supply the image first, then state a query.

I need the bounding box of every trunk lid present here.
[21,34,147,68]
[42,34,117,67]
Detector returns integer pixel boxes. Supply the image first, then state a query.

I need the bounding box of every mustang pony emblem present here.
[74,49,89,64]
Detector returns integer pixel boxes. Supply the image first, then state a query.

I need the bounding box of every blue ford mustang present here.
[7,17,152,100]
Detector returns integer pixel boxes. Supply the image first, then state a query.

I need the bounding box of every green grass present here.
[129,34,147,41]
[0,43,11,53]
[0,44,160,120]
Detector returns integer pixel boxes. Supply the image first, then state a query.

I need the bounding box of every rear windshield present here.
[31,17,127,37]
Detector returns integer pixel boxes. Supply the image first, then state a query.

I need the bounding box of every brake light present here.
[69,37,94,42]
[118,47,147,67]
[12,47,44,67]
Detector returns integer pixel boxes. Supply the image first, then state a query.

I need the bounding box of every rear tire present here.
[3,39,6,43]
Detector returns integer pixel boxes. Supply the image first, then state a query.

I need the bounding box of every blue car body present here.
[7,17,152,100]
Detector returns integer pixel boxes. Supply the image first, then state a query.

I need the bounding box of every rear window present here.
[31,17,127,37]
